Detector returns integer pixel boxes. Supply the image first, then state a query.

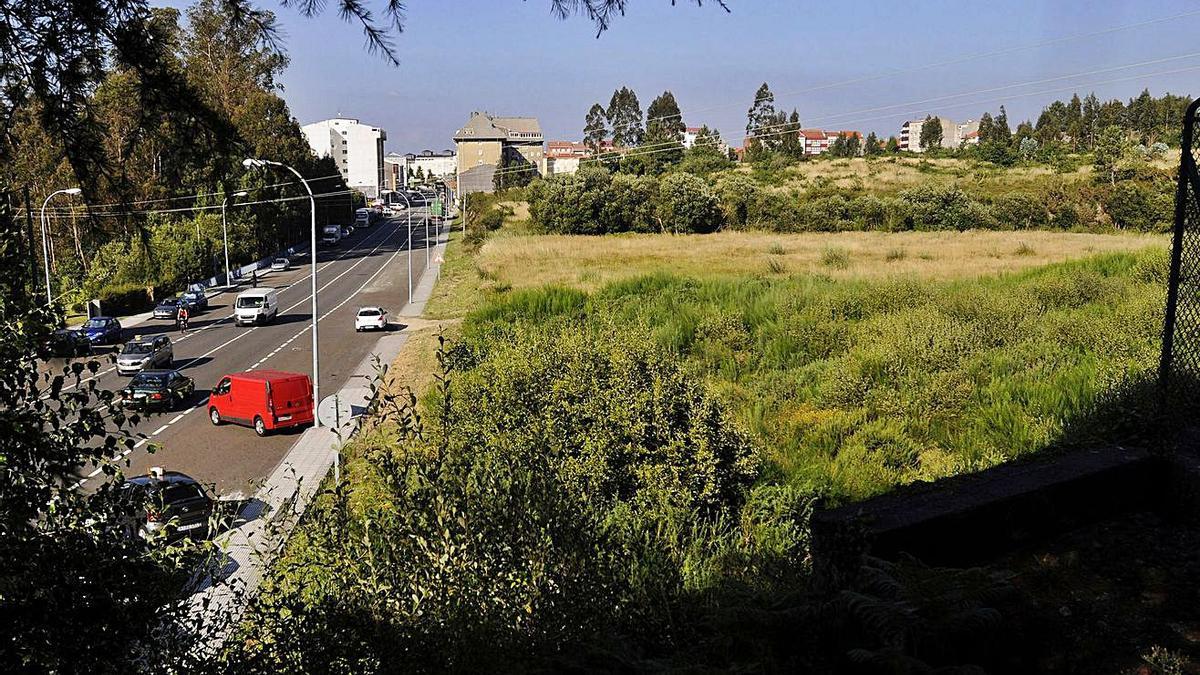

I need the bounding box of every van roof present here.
[238,287,275,296]
[228,370,309,383]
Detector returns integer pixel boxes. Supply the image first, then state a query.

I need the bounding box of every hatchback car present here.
[116,335,173,375]
[45,328,92,357]
[78,316,123,346]
[270,257,291,272]
[118,469,214,541]
[153,297,183,320]
[354,306,388,332]
[120,369,195,410]
[181,290,208,312]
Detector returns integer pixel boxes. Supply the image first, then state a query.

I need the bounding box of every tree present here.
[778,109,804,159]
[642,91,686,171]
[994,106,1012,146]
[678,125,734,175]
[977,112,995,145]
[864,132,881,156]
[583,102,607,153]
[919,116,944,151]
[1093,125,1130,185]
[607,86,643,147]
[845,133,861,157]
[745,82,781,158]
[493,150,536,191]
[885,136,900,153]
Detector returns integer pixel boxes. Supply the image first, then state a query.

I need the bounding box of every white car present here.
[381,206,395,217]
[354,306,388,332]
[270,257,290,272]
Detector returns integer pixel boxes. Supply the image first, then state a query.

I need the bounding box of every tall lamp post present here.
[39,187,82,306]
[221,190,249,289]
[243,158,321,426]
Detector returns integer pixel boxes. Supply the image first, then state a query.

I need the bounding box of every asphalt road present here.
[63,210,434,497]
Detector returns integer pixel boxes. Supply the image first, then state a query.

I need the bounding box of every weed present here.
[822,247,850,269]
[766,257,786,274]
[885,248,907,262]
[767,242,786,255]
[1015,241,1036,256]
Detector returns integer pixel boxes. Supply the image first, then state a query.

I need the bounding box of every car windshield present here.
[123,342,154,354]
[183,292,199,300]
[274,258,287,264]
[83,319,108,329]
[237,297,265,308]
[158,298,177,307]
[130,372,167,387]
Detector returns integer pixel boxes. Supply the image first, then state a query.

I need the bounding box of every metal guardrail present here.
[1160,97,1200,396]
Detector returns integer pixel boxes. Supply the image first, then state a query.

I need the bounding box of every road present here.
[63,210,434,497]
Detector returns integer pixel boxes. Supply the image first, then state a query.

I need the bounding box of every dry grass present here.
[467,230,1165,296]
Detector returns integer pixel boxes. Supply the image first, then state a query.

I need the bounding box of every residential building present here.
[799,129,864,156]
[384,149,458,190]
[899,117,975,152]
[454,112,544,194]
[682,127,702,149]
[542,141,592,176]
[301,117,387,198]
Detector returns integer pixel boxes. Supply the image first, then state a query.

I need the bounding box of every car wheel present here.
[209,407,222,426]
[253,416,267,437]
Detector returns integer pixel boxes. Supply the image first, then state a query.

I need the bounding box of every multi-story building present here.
[682,127,702,149]
[899,117,975,152]
[542,141,591,176]
[799,129,864,155]
[301,117,387,198]
[384,149,458,191]
[454,112,544,194]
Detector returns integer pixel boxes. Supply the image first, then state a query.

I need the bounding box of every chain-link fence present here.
[1160,98,1200,398]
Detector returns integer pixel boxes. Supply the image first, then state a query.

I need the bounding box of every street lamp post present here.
[39,188,82,306]
[243,158,321,426]
[394,191,414,304]
[221,191,249,289]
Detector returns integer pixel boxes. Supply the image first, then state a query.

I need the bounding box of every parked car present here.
[270,257,291,272]
[354,306,388,332]
[381,206,395,217]
[234,288,279,326]
[116,335,173,375]
[45,328,92,357]
[153,297,183,320]
[120,368,195,410]
[181,290,208,312]
[354,208,371,228]
[78,316,123,346]
[208,370,315,436]
[320,233,340,248]
[118,468,214,541]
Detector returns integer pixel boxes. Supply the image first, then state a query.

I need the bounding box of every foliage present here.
[655,173,721,233]
[583,101,607,152]
[606,86,644,148]
[919,115,944,150]
[677,125,734,175]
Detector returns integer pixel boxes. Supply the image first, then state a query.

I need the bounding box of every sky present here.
[159,0,1200,153]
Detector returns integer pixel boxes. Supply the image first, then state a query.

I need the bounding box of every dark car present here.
[45,328,92,357]
[120,369,194,410]
[118,469,214,541]
[181,290,208,312]
[153,297,183,320]
[78,316,123,346]
[116,335,173,376]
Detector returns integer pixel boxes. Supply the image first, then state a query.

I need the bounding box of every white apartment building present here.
[384,150,457,190]
[899,117,961,152]
[302,117,387,198]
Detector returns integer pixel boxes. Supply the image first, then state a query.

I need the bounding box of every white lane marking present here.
[169,413,186,424]
[134,439,147,448]
[151,425,169,435]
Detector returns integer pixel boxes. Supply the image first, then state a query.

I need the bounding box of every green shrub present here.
[656,173,722,233]
[821,246,850,269]
[94,281,155,316]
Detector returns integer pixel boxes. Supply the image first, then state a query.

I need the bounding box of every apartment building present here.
[384,149,458,190]
[899,117,978,152]
[799,129,864,155]
[542,141,591,176]
[301,117,387,198]
[454,112,544,194]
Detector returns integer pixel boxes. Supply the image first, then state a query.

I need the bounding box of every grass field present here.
[425,227,1165,319]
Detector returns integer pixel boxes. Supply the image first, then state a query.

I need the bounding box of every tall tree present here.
[885,136,900,153]
[778,109,804,158]
[864,131,881,156]
[583,102,608,153]
[642,91,686,171]
[745,82,778,148]
[606,86,643,147]
[977,112,995,145]
[994,106,1012,146]
[919,115,944,151]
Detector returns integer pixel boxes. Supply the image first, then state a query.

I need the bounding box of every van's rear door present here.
[269,375,312,420]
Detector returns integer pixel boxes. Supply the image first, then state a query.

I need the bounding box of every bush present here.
[900,184,995,230]
[656,173,722,233]
[1105,180,1173,232]
[94,281,155,316]
[993,192,1049,230]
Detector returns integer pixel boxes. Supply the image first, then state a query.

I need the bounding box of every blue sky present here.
[161,1,1200,153]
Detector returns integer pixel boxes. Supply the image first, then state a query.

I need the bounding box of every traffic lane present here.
[51,217,411,397]
[69,216,416,490]
[114,214,430,495]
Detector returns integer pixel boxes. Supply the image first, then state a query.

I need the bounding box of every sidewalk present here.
[190,218,451,647]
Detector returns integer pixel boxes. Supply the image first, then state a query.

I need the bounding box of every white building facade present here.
[302,117,387,198]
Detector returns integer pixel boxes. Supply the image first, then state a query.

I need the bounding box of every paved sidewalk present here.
[190,219,451,647]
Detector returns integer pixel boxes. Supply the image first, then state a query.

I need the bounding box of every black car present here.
[181,290,208,312]
[45,328,92,357]
[120,369,195,410]
[118,469,214,541]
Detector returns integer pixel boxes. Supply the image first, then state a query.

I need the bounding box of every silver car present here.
[270,257,290,272]
[116,335,173,376]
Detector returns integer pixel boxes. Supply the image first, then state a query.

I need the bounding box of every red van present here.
[207,370,314,436]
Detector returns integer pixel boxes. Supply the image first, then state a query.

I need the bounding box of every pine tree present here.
[994,106,1012,146]
[643,90,686,170]
[885,136,900,153]
[1081,92,1101,150]
[583,102,607,153]
[745,82,778,154]
[864,131,880,155]
[845,133,861,156]
[778,109,804,158]
[978,112,995,145]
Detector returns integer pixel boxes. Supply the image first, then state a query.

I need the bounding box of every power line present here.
[39,189,358,219]
[580,7,1200,135]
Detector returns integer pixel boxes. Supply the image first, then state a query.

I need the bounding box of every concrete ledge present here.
[812,446,1166,569]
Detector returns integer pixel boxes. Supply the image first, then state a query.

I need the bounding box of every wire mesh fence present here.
[1160,98,1200,398]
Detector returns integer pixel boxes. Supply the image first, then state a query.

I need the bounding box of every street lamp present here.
[221,190,249,290]
[40,188,82,306]
[243,158,321,426]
